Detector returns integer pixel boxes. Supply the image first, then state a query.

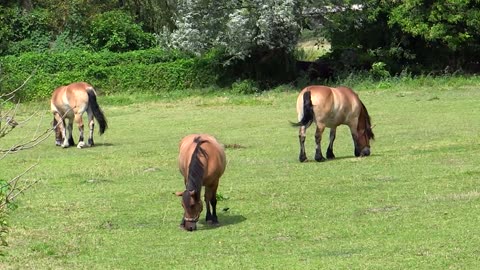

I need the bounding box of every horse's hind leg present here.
[61,118,74,148]
[326,128,337,159]
[298,126,307,162]
[314,125,326,162]
[75,113,86,148]
[87,110,95,146]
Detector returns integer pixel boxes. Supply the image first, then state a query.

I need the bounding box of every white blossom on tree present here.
[165,0,301,61]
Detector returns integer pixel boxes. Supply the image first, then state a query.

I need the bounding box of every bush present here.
[90,10,155,52]
[231,80,260,95]
[370,62,390,79]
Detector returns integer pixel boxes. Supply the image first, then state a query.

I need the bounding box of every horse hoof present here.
[61,144,69,148]
[315,156,326,162]
[77,142,86,149]
[299,155,307,162]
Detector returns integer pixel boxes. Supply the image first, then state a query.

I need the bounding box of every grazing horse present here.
[175,134,226,231]
[51,82,108,148]
[292,85,374,162]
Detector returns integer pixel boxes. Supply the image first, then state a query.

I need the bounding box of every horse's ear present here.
[174,191,184,197]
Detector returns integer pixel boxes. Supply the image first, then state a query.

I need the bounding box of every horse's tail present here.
[86,87,108,135]
[187,136,209,193]
[291,90,314,127]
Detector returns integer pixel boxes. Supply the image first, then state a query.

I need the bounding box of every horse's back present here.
[51,82,93,116]
[178,134,226,184]
[297,85,362,127]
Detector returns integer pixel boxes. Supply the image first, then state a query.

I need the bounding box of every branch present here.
[0,124,55,154]
[0,108,69,155]
[0,69,36,99]
[0,163,38,210]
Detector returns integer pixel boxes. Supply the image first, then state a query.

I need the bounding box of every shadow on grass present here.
[198,214,247,230]
[299,154,382,163]
[94,142,114,147]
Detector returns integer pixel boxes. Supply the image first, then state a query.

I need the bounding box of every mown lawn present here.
[1,79,480,269]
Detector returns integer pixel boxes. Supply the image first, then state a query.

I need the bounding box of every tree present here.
[161,0,302,87]
[305,0,480,74]
[165,0,302,60]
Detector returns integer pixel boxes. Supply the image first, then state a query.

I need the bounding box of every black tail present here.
[186,137,209,194]
[86,88,108,135]
[291,90,314,127]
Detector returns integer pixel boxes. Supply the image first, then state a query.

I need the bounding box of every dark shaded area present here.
[198,214,247,230]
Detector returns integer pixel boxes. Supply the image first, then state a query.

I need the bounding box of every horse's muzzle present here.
[361,148,371,156]
[184,222,197,231]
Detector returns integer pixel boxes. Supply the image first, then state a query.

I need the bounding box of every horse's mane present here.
[186,137,209,198]
[360,101,375,140]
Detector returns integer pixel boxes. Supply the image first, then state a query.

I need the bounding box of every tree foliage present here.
[1,0,480,81]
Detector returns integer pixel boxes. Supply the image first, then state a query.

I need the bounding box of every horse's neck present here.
[186,175,203,194]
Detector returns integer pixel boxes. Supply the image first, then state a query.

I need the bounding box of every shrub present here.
[0,49,220,101]
[90,10,155,52]
[370,62,390,79]
[231,80,260,95]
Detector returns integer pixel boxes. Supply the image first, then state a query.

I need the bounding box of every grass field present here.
[1,78,480,269]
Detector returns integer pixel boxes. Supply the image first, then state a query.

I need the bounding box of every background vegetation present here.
[2,0,480,100]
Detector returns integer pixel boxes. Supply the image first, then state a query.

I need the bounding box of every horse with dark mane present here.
[51,82,108,148]
[292,85,374,162]
[175,134,226,231]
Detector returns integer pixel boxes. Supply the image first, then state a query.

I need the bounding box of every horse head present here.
[356,102,375,157]
[356,125,374,156]
[175,190,203,231]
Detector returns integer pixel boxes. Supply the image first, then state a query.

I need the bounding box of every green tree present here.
[90,10,155,52]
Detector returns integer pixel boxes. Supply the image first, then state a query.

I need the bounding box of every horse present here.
[50,82,108,148]
[292,85,374,162]
[175,134,226,231]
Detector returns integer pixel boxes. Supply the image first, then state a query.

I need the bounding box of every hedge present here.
[0,48,220,101]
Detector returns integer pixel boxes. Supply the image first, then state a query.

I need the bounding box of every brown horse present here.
[175,134,226,231]
[292,85,374,162]
[51,82,108,148]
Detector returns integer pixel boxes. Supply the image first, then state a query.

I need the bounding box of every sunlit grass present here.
[1,77,480,269]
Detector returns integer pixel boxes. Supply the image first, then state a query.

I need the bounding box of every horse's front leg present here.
[349,126,361,157]
[298,126,307,162]
[315,125,326,162]
[204,186,219,225]
[326,127,337,159]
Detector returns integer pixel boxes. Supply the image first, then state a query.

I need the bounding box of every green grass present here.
[1,77,480,269]
[296,30,331,61]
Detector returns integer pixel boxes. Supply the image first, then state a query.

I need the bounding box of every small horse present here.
[292,85,374,162]
[175,134,226,231]
[51,82,108,148]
